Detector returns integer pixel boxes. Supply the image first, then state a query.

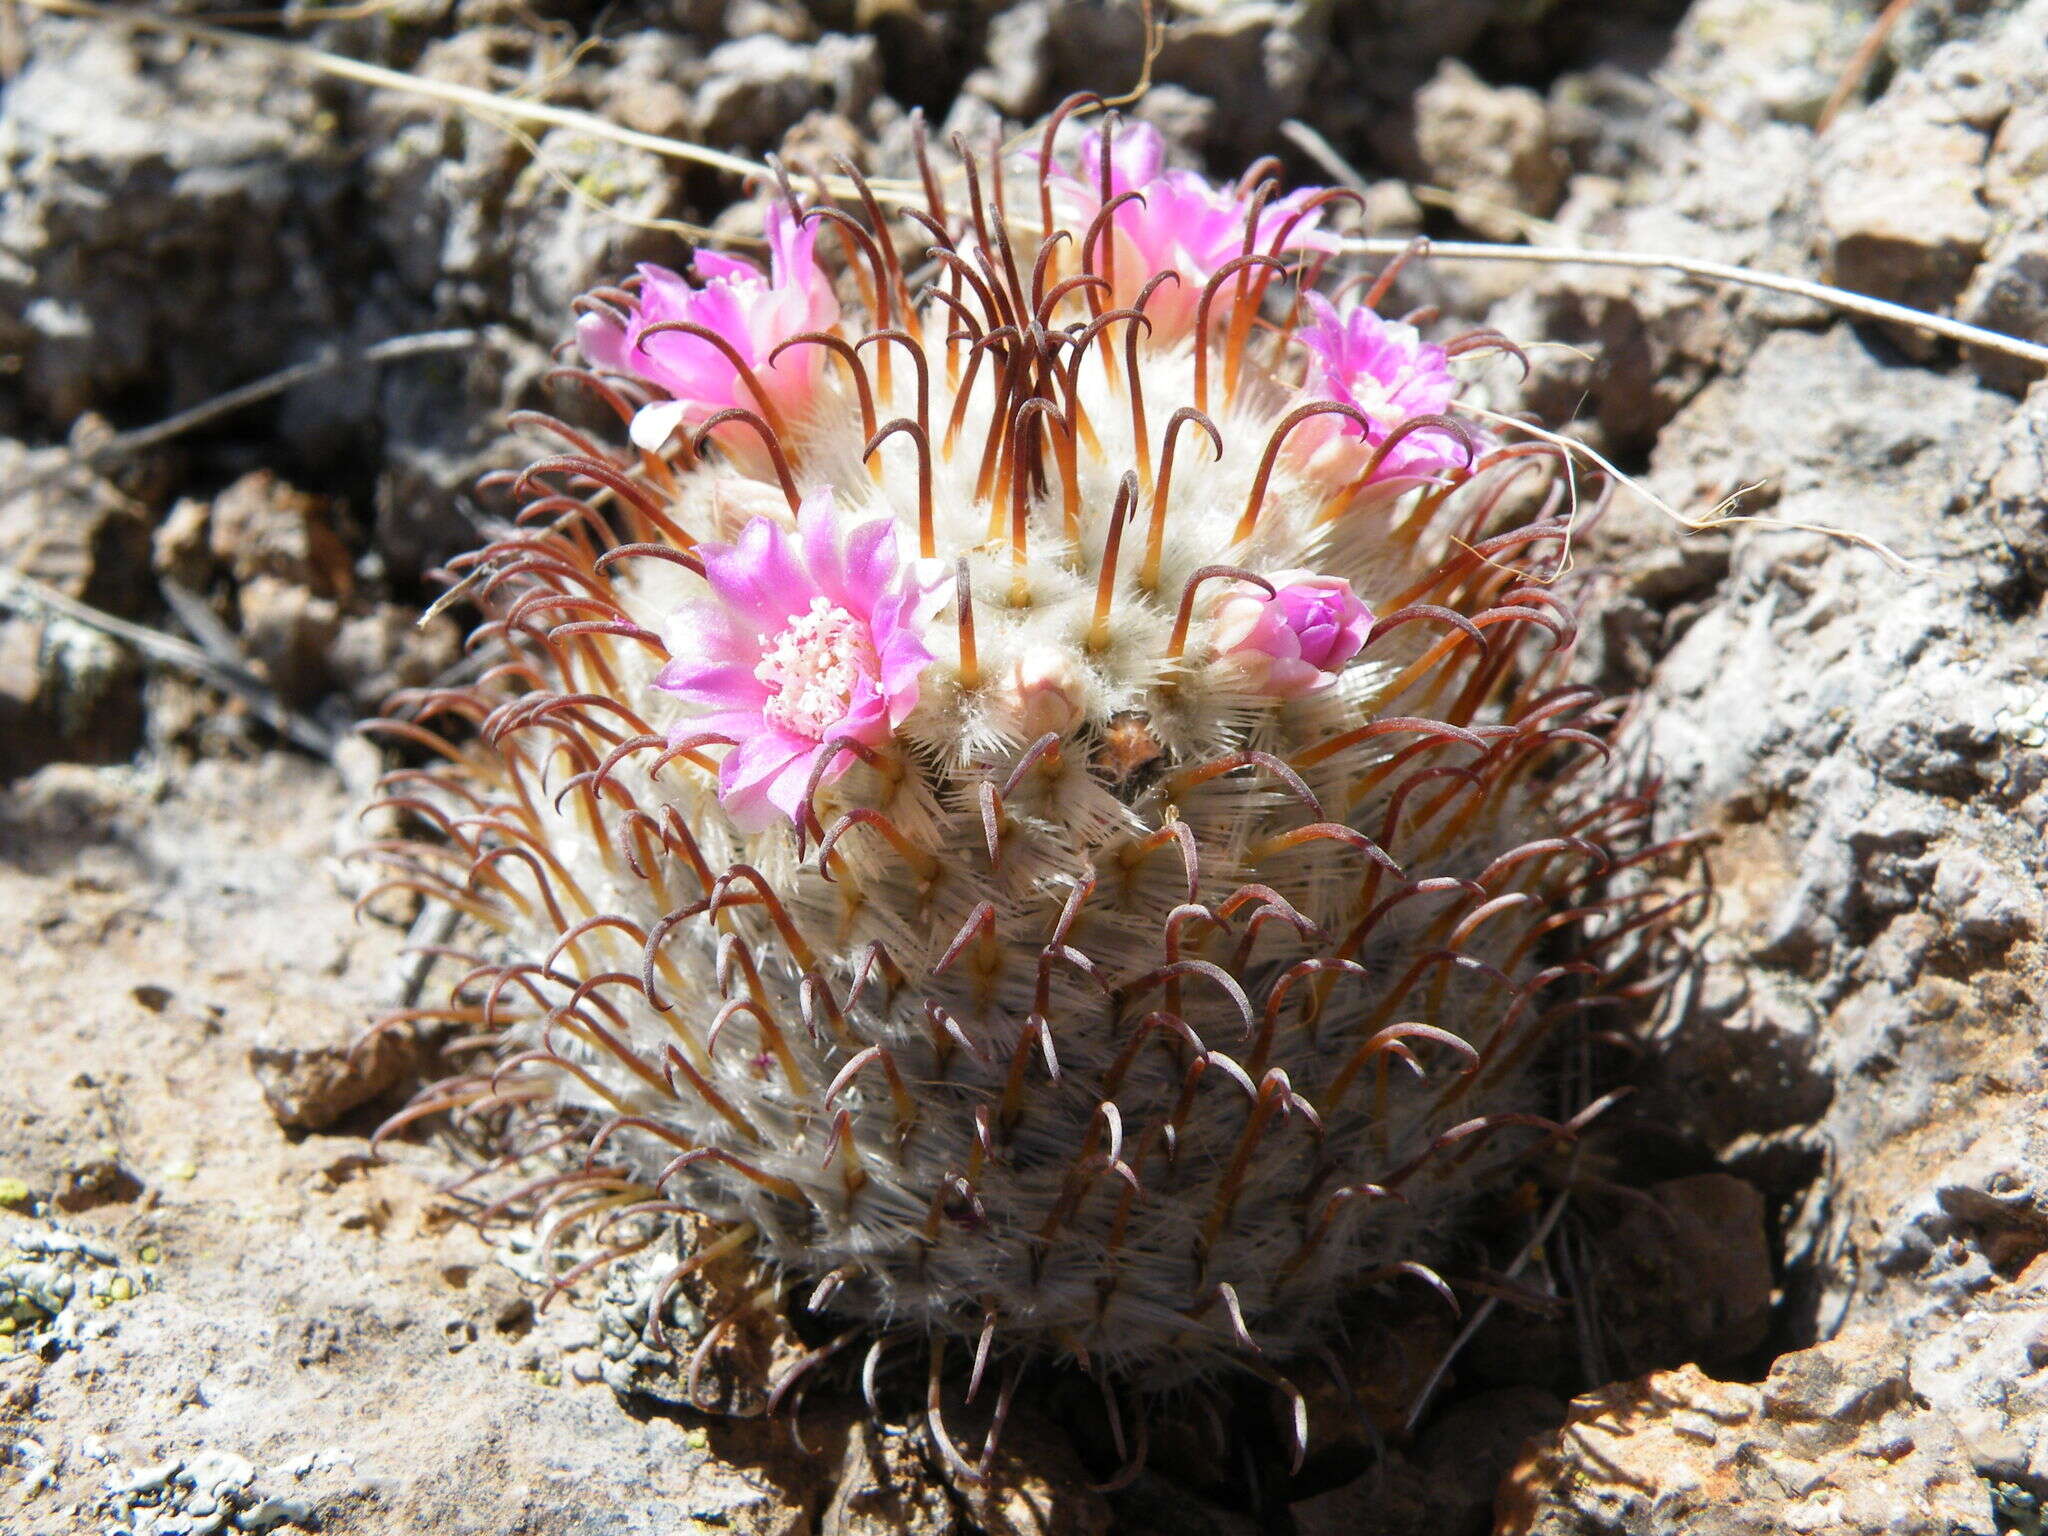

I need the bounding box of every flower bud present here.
[994,644,1087,739]
[1210,571,1373,697]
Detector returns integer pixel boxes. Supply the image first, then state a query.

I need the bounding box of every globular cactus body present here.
[368,108,1669,1433]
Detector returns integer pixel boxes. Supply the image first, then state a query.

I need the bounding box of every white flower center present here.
[1344,372,1405,434]
[755,595,877,740]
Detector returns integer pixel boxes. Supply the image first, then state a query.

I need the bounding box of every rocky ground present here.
[1,0,2045,1532]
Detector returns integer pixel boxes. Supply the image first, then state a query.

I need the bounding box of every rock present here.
[779,108,883,183]
[1631,328,2040,1346]
[695,34,881,154]
[1294,1386,1566,1536]
[961,2,1053,120]
[1657,0,1870,127]
[1602,286,2048,1534]
[359,33,529,305]
[595,1216,806,1419]
[1591,1174,1774,1376]
[1484,116,1821,456]
[821,1420,960,1536]
[152,495,215,593]
[1906,1254,2048,1486]
[1045,0,1322,156]
[1108,1471,1260,1536]
[324,604,460,712]
[1928,844,2037,950]
[1984,97,2048,230]
[1496,1327,1996,1536]
[1878,1122,2048,1292]
[1885,0,2016,72]
[234,573,341,706]
[0,756,833,1534]
[1958,237,2048,395]
[0,441,153,616]
[247,1030,415,1134]
[596,30,702,142]
[371,339,541,580]
[1463,1175,1773,1396]
[945,1405,1112,1536]
[0,612,143,781]
[1411,60,1567,240]
[1289,1453,1439,1536]
[1415,1386,1566,1498]
[1826,84,1982,335]
[0,22,351,428]
[1331,0,1498,122]
[499,127,684,337]
[1132,83,1218,159]
[725,0,815,44]
[206,472,352,599]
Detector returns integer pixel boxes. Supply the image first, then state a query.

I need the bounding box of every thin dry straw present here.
[21,0,770,180]
[28,0,2048,374]
[1343,238,2048,373]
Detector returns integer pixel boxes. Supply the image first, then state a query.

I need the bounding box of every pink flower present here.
[577,203,839,453]
[1210,571,1373,697]
[1039,120,1338,336]
[1294,293,1475,485]
[656,489,935,831]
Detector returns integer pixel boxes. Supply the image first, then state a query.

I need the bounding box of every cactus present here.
[364,105,1679,1466]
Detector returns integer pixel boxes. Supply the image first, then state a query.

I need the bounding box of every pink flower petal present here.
[1039,123,1335,327]
[668,708,766,745]
[655,657,768,707]
[1213,571,1372,697]
[577,312,633,373]
[587,208,836,425]
[828,517,899,617]
[692,248,763,286]
[718,729,816,831]
[762,743,831,825]
[699,517,810,630]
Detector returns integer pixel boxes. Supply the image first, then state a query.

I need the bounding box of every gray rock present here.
[1818,106,1991,338]
[1959,237,2048,395]
[1656,0,1872,127]
[1609,316,2046,1529]
[695,33,880,154]
[1485,118,1823,456]
[1045,0,1323,157]
[1412,60,1567,240]
[593,1218,804,1420]
[961,2,1054,120]
[597,29,703,143]
[0,24,349,427]
[323,604,460,712]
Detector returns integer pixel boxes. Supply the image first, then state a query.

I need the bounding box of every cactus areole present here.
[365,104,1682,1464]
